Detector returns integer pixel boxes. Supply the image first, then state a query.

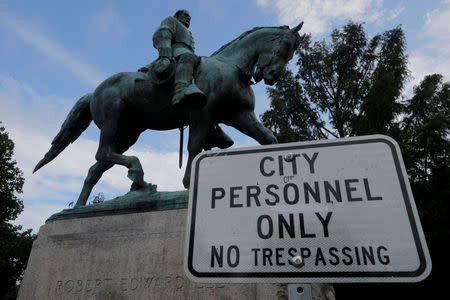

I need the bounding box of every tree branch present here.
[318,124,339,138]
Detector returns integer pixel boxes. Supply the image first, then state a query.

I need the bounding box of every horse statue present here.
[33,22,305,207]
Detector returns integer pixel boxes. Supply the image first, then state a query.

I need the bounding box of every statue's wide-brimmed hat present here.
[150,58,175,85]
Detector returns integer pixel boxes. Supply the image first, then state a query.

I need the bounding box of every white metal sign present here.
[184,135,431,283]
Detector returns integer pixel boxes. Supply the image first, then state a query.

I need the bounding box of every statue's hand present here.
[153,57,173,76]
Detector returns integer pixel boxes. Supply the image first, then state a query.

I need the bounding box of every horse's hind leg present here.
[75,161,114,207]
[95,124,146,189]
[74,124,143,207]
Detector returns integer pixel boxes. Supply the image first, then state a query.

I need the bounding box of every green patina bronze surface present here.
[46,186,188,223]
[34,10,305,210]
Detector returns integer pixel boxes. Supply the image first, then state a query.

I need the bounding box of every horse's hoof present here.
[130,181,157,192]
[127,168,144,183]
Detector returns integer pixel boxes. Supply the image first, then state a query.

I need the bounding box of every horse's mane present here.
[211,26,289,57]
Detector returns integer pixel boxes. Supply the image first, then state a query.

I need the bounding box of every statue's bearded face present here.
[176,10,191,28]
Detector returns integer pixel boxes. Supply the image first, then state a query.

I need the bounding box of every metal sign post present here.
[288,284,312,300]
[184,135,431,284]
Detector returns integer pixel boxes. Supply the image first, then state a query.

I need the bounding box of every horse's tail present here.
[33,93,93,173]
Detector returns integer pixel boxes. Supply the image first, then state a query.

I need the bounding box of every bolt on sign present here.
[184,135,431,283]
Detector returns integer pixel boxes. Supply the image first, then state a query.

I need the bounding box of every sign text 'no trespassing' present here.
[184,135,431,283]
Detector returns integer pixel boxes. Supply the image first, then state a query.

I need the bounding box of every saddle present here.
[138,58,206,110]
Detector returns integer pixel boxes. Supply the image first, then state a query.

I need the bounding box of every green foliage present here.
[0,124,24,223]
[297,23,372,137]
[0,122,35,299]
[355,26,408,135]
[402,74,450,183]
[0,223,34,299]
[262,22,408,139]
[261,70,325,143]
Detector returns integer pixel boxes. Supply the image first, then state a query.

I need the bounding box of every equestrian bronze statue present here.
[33,10,305,207]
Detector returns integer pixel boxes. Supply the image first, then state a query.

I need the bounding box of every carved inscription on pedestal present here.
[53,274,225,297]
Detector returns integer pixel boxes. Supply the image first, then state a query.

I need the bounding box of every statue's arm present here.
[153,17,176,60]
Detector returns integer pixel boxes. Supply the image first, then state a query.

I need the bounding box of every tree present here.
[354,26,408,135]
[261,70,325,143]
[262,22,408,141]
[261,20,448,299]
[402,74,450,183]
[0,122,35,299]
[399,75,450,295]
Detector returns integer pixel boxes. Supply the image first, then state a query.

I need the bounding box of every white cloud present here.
[11,203,67,233]
[406,1,450,94]
[385,6,405,21]
[257,0,270,7]
[0,8,104,87]
[256,0,403,35]
[421,2,450,55]
[90,6,129,41]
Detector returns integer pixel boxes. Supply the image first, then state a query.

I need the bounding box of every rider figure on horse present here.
[151,9,233,150]
[153,9,206,109]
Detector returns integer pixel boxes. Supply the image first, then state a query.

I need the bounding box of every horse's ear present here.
[291,21,304,33]
[294,33,307,49]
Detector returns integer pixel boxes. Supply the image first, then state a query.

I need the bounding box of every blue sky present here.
[0,0,448,232]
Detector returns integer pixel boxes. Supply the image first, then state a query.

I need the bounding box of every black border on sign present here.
[187,137,428,279]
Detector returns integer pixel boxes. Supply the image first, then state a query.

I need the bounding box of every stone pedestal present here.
[18,190,334,299]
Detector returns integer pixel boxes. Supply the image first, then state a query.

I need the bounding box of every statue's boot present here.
[204,124,234,150]
[172,82,206,109]
[172,53,206,109]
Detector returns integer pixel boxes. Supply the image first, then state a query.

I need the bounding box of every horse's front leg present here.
[225,111,278,145]
[183,115,210,188]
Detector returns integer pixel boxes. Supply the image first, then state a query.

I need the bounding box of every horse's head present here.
[253,22,304,85]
